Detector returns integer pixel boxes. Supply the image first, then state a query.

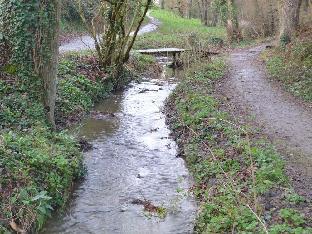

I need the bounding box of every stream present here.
[42,59,197,233]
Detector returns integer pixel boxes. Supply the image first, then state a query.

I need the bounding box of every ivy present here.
[0,0,58,90]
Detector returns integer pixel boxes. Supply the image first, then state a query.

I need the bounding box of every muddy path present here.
[222,45,312,198]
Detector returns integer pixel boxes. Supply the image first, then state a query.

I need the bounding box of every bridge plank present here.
[137,48,186,55]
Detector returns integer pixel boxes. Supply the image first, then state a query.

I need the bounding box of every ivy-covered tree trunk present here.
[1,0,60,128]
[39,0,60,129]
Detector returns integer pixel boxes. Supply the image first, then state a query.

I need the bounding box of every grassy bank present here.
[134,8,226,49]
[262,36,312,102]
[0,52,156,233]
[165,59,312,233]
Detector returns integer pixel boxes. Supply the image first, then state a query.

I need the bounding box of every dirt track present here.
[222,45,312,198]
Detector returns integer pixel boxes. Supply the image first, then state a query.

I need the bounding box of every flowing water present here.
[42,60,196,234]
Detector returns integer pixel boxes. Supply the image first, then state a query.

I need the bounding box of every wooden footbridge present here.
[137,48,185,66]
[137,48,186,56]
[136,47,218,67]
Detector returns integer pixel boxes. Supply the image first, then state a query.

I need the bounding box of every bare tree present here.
[78,0,152,70]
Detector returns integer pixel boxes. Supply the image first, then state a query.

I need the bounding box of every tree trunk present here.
[295,0,303,27]
[227,0,240,42]
[211,8,218,26]
[188,0,193,18]
[177,0,185,17]
[279,0,301,45]
[39,0,60,129]
[203,0,209,26]
[124,0,152,62]
[268,0,276,36]
[161,0,165,9]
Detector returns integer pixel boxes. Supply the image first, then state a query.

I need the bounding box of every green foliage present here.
[198,202,259,233]
[167,59,310,233]
[0,80,46,130]
[268,209,312,234]
[57,76,94,115]
[280,209,305,226]
[211,0,227,24]
[55,55,116,125]
[1,0,58,79]
[270,226,312,234]
[266,56,285,78]
[264,41,312,102]
[285,191,305,205]
[0,127,83,232]
[250,146,286,194]
[280,34,291,47]
[60,0,96,33]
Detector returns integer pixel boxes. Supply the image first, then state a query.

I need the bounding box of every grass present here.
[134,8,226,49]
[0,52,156,233]
[165,59,312,233]
[262,39,312,102]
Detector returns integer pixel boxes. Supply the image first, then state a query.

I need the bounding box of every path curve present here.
[222,45,312,198]
[59,12,160,53]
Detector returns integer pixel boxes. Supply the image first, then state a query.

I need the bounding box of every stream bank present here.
[165,59,312,233]
[222,45,312,199]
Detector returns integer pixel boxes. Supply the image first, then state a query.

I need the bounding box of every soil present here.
[221,44,312,199]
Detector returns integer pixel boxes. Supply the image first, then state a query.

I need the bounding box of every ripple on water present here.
[42,68,196,234]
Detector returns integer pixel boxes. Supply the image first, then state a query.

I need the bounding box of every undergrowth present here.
[165,59,312,233]
[262,39,312,102]
[0,70,85,233]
